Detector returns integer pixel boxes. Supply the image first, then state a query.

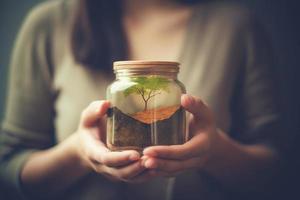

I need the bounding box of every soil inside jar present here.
[107,105,185,151]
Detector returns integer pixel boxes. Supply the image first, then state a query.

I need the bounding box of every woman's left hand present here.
[140,94,220,178]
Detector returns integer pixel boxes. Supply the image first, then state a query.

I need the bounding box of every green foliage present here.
[124,76,169,97]
[124,76,170,110]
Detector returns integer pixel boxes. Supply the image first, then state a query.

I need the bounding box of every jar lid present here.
[113,60,180,70]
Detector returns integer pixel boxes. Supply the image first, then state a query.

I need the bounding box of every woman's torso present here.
[47,0,248,199]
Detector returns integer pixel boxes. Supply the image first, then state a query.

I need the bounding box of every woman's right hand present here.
[74,100,146,182]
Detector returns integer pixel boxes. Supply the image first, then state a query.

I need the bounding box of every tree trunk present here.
[144,100,148,111]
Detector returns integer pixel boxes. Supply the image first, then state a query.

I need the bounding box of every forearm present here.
[204,130,279,190]
[21,134,90,197]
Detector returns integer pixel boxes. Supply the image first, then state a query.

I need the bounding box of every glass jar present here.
[106,61,186,152]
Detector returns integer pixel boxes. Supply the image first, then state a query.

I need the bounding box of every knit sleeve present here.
[0,2,58,198]
[229,14,286,155]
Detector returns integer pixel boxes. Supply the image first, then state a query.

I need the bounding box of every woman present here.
[0,0,283,199]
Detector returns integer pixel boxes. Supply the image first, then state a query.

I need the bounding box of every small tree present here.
[124,76,169,111]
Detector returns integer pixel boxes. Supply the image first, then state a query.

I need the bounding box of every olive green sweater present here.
[0,0,282,199]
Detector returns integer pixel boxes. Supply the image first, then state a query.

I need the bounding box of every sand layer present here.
[131,105,180,124]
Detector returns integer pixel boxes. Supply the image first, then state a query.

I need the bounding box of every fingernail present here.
[186,94,194,102]
[181,94,193,105]
[141,156,148,166]
[145,159,156,169]
[129,153,140,161]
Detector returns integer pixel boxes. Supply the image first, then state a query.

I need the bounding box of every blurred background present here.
[0,0,299,199]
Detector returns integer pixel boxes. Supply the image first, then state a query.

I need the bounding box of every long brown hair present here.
[71,0,205,71]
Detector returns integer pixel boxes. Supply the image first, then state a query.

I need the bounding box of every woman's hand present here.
[141,94,220,177]
[20,100,147,197]
[74,100,146,182]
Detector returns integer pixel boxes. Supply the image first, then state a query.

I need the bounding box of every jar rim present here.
[113,60,180,70]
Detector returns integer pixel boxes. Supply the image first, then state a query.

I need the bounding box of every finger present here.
[98,150,141,167]
[143,133,209,160]
[181,94,209,120]
[101,173,120,182]
[85,138,110,165]
[125,170,157,183]
[87,140,140,167]
[143,157,184,173]
[81,100,110,127]
[104,160,146,181]
[143,157,204,174]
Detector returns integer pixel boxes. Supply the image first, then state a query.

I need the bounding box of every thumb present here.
[81,100,110,127]
[181,94,207,119]
[181,94,214,123]
[181,94,216,133]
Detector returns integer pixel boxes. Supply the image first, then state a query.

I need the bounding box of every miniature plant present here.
[124,76,169,111]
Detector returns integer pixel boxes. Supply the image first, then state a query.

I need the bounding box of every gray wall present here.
[0,0,43,120]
